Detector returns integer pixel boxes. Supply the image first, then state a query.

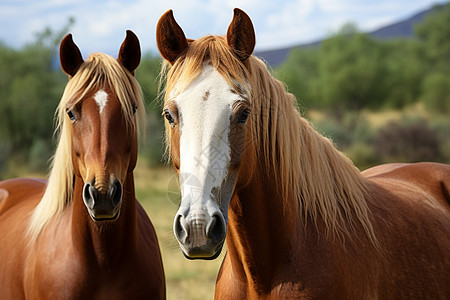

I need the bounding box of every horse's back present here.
[364,162,450,298]
[0,178,45,299]
[364,162,450,211]
[0,178,45,215]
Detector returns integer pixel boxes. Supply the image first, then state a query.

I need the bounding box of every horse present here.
[156,9,450,299]
[0,31,165,299]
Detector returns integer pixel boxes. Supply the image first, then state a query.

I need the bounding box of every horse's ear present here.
[156,10,188,65]
[60,34,84,77]
[118,30,141,75]
[227,8,255,61]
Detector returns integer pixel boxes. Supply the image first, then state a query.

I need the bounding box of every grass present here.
[134,162,223,300]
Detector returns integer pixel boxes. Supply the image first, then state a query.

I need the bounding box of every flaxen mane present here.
[28,53,145,241]
[161,35,377,245]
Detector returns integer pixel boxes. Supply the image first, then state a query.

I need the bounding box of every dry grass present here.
[308,102,430,131]
[134,162,223,300]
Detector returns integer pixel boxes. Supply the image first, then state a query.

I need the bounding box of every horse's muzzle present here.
[174,211,226,259]
[82,179,122,221]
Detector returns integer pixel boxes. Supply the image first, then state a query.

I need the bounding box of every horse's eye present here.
[67,109,76,121]
[238,108,251,124]
[164,110,174,124]
[132,105,137,115]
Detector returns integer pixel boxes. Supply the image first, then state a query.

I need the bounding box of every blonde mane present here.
[161,36,377,245]
[28,53,145,241]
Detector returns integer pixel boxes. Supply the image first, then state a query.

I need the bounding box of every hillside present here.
[255,6,436,67]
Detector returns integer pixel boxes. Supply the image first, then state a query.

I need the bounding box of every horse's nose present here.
[82,179,122,221]
[174,211,226,259]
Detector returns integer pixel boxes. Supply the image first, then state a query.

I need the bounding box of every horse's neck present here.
[227,162,304,287]
[71,174,137,267]
[226,118,373,289]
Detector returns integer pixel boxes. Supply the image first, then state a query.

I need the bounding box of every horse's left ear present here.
[227,8,255,62]
[117,30,141,75]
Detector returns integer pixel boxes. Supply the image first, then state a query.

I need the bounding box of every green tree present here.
[136,53,166,166]
[416,3,450,70]
[318,24,388,114]
[421,72,450,113]
[381,39,424,109]
[276,47,320,109]
[136,52,163,112]
[416,3,450,114]
[0,20,73,174]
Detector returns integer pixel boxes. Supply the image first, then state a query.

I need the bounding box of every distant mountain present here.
[255,5,437,67]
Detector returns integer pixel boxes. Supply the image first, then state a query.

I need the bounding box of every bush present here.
[373,119,442,163]
[346,142,377,170]
[314,118,352,149]
[421,72,450,114]
[28,138,52,171]
[313,112,374,150]
[429,118,450,163]
[140,111,165,167]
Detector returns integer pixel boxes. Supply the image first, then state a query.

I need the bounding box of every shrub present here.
[28,138,52,171]
[346,143,378,170]
[421,72,450,114]
[373,119,442,163]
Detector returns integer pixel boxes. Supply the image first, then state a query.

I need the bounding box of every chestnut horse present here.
[157,9,450,299]
[0,31,165,299]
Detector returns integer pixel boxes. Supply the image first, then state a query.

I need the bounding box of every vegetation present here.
[276,3,450,168]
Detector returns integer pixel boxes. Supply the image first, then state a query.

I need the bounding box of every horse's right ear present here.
[156,10,188,65]
[60,34,84,77]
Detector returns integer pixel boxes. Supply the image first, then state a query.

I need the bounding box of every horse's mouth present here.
[89,210,121,222]
[182,240,225,260]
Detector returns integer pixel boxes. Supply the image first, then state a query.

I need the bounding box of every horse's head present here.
[59,31,142,222]
[157,9,256,259]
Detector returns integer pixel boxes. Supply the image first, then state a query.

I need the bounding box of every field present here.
[134,164,223,300]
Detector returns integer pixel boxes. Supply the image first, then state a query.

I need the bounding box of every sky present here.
[0,0,448,56]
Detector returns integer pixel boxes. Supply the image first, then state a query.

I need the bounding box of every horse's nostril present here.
[109,180,122,207]
[83,182,95,209]
[207,214,226,244]
[174,214,188,242]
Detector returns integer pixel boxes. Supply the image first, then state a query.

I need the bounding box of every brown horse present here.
[0,31,165,299]
[156,9,450,299]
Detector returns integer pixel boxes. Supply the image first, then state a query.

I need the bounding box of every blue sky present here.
[0,0,447,56]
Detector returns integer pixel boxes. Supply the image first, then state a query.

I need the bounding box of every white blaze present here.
[94,90,108,113]
[175,64,238,213]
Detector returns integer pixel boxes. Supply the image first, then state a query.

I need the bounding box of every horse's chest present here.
[23,246,85,299]
[216,275,311,300]
[30,251,163,299]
